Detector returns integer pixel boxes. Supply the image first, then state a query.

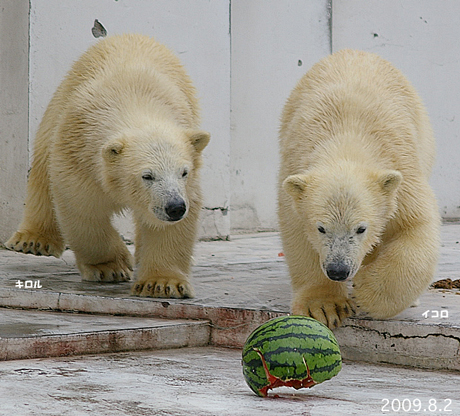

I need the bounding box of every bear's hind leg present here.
[5,151,64,257]
[77,255,133,282]
[73,225,134,283]
[73,221,134,283]
[54,196,134,282]
[352,221,439,319]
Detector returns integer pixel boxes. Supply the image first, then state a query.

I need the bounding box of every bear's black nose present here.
[165,198,187,222]
[326,263,351,281]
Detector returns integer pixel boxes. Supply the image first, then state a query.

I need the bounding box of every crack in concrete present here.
[344,323,460,343]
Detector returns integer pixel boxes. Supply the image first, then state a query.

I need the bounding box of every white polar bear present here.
[278,50,440,328]
[6,34,210,299]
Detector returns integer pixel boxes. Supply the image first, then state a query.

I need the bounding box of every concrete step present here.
[2,288,459,371]
[0,308,210,360]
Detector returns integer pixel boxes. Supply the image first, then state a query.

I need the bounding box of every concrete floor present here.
[1,347,460,416]
[1,224,460,415]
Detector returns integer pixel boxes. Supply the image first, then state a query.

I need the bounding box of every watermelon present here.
[242,315,342,397]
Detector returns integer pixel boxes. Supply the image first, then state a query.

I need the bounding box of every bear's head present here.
[283,162,402,281]
[102,123,210,225]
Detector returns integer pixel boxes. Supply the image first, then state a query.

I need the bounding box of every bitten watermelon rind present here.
[242,315,342,396]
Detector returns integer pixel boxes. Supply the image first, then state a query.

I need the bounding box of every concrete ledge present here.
[335,318,460,371]
[0,308,210,361]
[0,289,283,348]
[2,288,460,371]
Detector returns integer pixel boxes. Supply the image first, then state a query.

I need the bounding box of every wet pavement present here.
[0,224,459,415]
[1,347,459,416]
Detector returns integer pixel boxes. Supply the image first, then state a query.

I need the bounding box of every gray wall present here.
[0,0,29,242]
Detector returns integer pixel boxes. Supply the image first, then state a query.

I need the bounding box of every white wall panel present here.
[230,0,331,232]
[333,0,460,218]
[0,0,29,241]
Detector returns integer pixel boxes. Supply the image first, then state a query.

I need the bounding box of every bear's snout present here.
[165,197,187,222]
[325,262,351,282]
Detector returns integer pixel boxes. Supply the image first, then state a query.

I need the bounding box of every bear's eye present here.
[356,226,367,235]
[142,173,155,181]
[317,225,326,234]
[181,168,189,178]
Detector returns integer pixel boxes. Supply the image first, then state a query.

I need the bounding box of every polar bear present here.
[278,49,440,328]
[6,34,210,298]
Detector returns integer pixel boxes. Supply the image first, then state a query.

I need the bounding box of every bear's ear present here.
[283,174,311,200]
[376,170,402,194]
[186,130,210,153]
[103,139,125,161]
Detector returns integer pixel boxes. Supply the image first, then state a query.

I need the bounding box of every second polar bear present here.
[6,34,210,298]
[278,50,440,328]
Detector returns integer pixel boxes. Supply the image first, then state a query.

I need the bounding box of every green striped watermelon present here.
[242,315,342,397]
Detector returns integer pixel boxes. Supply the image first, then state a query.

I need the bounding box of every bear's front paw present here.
[5,231,64,257]
[292,297,356,329]
[79,261,133,282]
[132,276,194,299]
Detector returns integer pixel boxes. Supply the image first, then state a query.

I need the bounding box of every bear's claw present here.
[5,231,64,257]
[293,297,356,329]
[132,277,194,299]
